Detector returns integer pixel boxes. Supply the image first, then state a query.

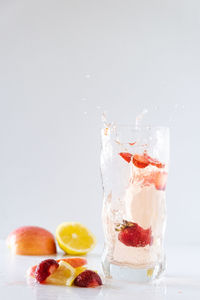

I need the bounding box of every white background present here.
[0,0,199,246]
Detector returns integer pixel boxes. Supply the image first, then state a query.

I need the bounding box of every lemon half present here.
[56,222,96,255]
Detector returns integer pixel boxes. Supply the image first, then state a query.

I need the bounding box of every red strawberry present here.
[132,154,149,168]
[119,152,132,163]
[74,270,102,288]
[143,152,165,169]
[57,257,87,268]
[153,172,168,191]
[129,142,136,146]
[116,220,153,247]
[35,259,59,283]
[28,258,87,279]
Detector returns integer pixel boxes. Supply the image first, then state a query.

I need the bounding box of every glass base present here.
[102,256,166,283]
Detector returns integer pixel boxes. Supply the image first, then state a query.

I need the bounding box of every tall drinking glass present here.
[101,124,169,282]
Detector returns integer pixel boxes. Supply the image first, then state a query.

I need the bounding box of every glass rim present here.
[114,124,170,131]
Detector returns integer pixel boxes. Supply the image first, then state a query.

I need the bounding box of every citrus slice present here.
[56,222,96,255]
[46,261,76,286]
[75,266,87,276]
[57,257,87,268]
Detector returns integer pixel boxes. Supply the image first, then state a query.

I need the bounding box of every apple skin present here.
[7,226,57,255]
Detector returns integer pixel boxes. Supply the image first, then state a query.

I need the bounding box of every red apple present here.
[7,226,57,255]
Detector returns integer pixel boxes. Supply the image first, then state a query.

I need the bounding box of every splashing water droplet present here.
[102,111,115,130]
[102,111,107,124]
[135,109,148,127]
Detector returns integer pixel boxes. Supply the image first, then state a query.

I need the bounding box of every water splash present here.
[102,111,115,129]
[135,109,148,127]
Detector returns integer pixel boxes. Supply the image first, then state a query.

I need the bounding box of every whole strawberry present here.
[116,220,153,247]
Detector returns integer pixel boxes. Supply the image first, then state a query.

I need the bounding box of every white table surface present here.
[0,240,200,300]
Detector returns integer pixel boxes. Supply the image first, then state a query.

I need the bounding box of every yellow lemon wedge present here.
[147,268,154,277]
[56,222,96,255]
[46,261,76,286]
[75,266,87,276]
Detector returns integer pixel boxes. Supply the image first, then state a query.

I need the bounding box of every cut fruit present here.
[46,261,76,286]
[134,170,168,191]
[143,152,165,169]
[57,257,87,268]
[27,265,37,278]
[129,142,136,146]
[147,268,154,277]
[56,222,96,255]
[27,258,87,279]
[132,154,149,168]
[6,226,56,256]
[75,266,87,276]
[119,152,132,163]
[153,172,168,191]
[74,270,102,288]
[35,259,59,283]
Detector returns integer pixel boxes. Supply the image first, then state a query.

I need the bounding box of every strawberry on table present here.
[74,270,102,288]
[35,259,59,283]
[28,257,87,279]
[30,259,102,288]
